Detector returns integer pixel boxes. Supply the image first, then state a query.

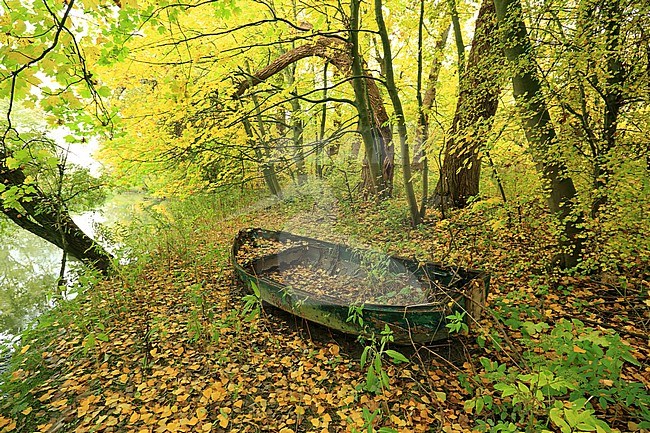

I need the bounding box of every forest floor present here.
[1,191,648,433]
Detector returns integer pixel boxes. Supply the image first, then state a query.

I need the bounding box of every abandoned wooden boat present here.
[231,228,489,344]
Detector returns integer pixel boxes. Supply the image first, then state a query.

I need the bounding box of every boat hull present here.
[231,228,489,344]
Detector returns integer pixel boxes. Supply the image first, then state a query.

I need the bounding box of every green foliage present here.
[445,310,469,334]
[349,407,399,433]
[548,399,613,433]
[349,305,408,395]
[469,296,649,433]
[241,280,262,322]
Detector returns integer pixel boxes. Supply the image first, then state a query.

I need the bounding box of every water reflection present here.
[0,232,58,336]
[0,192,147,340]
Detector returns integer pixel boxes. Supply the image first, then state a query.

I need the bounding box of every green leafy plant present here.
[359,325,409,394]
[468,311,649,433]
[347,306,409,394]
[241,280,262,322]
[349,407,399,433]
[548,398,612,433]
[446,310,469,333]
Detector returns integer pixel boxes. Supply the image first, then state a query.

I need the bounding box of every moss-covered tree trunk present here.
[494,0,583,268]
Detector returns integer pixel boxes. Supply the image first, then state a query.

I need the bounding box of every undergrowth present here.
[1,183,648,432]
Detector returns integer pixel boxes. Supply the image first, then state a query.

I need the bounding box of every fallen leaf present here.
[51,399,68,408]
[129,412,140,424]
[217,413,228,428]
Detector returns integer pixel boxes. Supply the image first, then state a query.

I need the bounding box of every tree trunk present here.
[241,115,282,197]
[413,24,450,171]
[251,92,283,198]
[448,0,465,87]
[316,62,328,178]
[284,64,307,185]
[0,154,113,274]
[350,0,385,196]
[375,0,420,225]
[591,0,624,218]
[494,0,583,268]
[433,0,502,208]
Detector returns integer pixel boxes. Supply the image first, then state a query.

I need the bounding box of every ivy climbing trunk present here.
[590,0,625,218]
[494,0,583,268]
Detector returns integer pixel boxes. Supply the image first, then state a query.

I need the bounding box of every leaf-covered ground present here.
[1,194,648,432]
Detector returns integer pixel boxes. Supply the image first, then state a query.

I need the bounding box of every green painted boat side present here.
[231,228,489,344]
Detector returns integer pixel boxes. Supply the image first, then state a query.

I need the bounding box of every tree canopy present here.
[1,0,649,270]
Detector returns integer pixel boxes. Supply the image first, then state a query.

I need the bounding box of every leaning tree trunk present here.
[494,0,583,268]
[433,0,502,209]
[232,34,394,196]
[0,152,113,274]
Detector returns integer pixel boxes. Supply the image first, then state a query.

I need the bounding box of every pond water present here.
[0,193,147,345]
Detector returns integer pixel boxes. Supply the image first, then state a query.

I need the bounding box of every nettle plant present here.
[466,313,649,433]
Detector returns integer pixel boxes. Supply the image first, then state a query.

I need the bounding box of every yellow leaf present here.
[51,399,68,408]
[201,422,213,431]
[196,407,207,420]
[2,420,16,432]
[279,429,293,433]
[329,344,340,356]
[310,418,320,427]
[161,406,172,417]
[20,407,32,416]
[0,417,11,428]
[129,412,140,424]
[573,345,587,354]
[218,413,228,428]
[20,345,30,354]
[105,416,118,426]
